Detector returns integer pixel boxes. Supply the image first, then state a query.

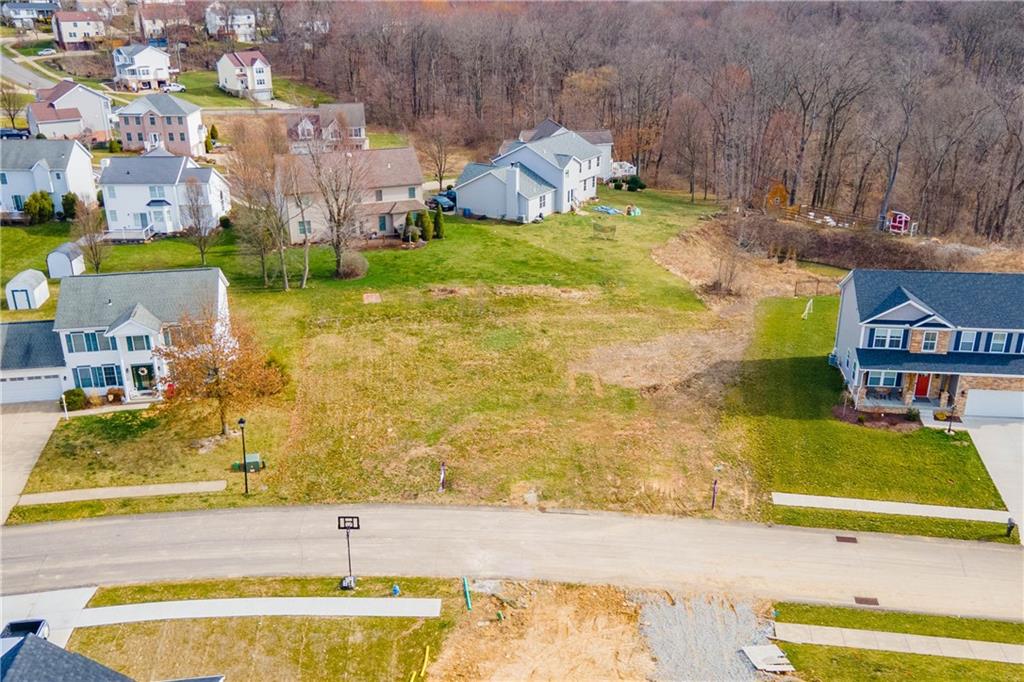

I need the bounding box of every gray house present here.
[0,633,130,681]
[833,269,1024,420]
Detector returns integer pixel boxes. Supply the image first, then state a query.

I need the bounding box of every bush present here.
[24,190,54,224]
[35,133,47,140]
[219,215,232,230]
[856,414,866,425]
[106,387,125,403]
[108,138,122,153]
[339,251,369,279]
[612,180,623,190]
[626,175,646,192]
[420,209,434,242]
[209,124,219,140]
[204,133,213,154]
[96,189,104,207]
[906,407,920,422]
[61,192,77,220]
[62,387,87,411]
[433,204,445,239]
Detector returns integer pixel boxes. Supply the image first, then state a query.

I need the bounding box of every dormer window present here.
[872,327,903,349]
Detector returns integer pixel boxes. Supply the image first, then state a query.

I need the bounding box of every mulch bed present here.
[831,405,920,432]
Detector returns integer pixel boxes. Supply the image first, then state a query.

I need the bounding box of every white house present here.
[216,50,272,101]
[52,10,106,50]
[205,2,257,43]
[508,118,614,181]
[285,103,368,153]
[47,242,86,279]
[5,270,49,310]
[0,268,230,404]
[453,162,555,223]
[112,44,175,92]
[25,102,84,141]
[0,139,96,219]
[2,3,59,28]
[75,0,128,20]
[31,79,113,142]
[100,148,231,241]
[134,2,189,40]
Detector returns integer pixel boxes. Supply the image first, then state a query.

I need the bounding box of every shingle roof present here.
[115,44,166,59]
[52,241,83,259]
[285,103,367,138]
[518,118,613,147]
[455,162,494,186]
[99,152,188,185]
[0,139,88,171]
[223,50,269,67]
[36,79,109,105]
[852,270,1024,329]
[6,269,46,289]
[27,102,81,123]
[856,348,1024,377]
[578,129,613,145]
[497,129,601,169]
[54,10,102,22]
[0,321,65,371]
[4,3,59,10]
[116,93,199,117]
[138,4,186,21]
[53,268,226,330]
[0,634,132,682]
[454,162,555,198]
[107,302,162,333]
[280,147,423,194]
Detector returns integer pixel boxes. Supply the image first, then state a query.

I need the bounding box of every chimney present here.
[505,163,519,220]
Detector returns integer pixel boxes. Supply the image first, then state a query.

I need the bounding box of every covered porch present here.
[357,199,427,238]
[857,371,960,413]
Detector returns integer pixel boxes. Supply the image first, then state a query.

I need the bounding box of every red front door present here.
[914,374,930,398]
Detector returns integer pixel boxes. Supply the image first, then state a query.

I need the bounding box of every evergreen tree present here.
[433,205,445,239]
[209,124,220,140]
[420,209,433,242]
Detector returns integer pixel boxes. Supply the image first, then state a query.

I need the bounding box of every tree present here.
[71,199,108,273]
[433,204,445,239]
[204,132,214,154]
[181,176,221,265]
[209,124,220,141]
[419,209,433,242]
[234,205,276,287]
[154,312,284,436]
[108,138,122,153]
[24,191,53,224]
[61,193,77,220]
[418,115,459,191]
[0,82,22,128]
[303,143,369,278]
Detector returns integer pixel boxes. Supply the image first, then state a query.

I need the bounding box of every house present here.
[0,139,96,220]
[25,102,84,140]
[134,2,189,40]
[507,118,614,181]
[216,50,272,101]
[0,633,130,681]
[455,123,602,222]
[32,79,113,141]
[276,146,425,244]
[833,269,1024,420]
[112,44,175,91]
[454,162,555,224]
[99,148,231,241]
[5,269,49,310]
[115,93,205,156]
[51,10,106,50]
[47,241,86,278]
[205,2,257,43]
[2,2,59,28]
[75,0,128,20]
[285,103,368,153]
[0,268,229,404]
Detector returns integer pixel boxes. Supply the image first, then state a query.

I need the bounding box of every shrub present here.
[96,189,104,207]
[61,192,77,219]
[24,190,54,224]
[204,133,213,153]
[626,175,646,192]
[856,414,866,424]
[209,124,219,140]
[62,387,87,411]
[420,209,434,242]
[339,251,369,279]
[219,215,232,230]
[433,204,445,239]
[906,407,920,422]
[612,180,623,190]
[35,133,46,140]
[108,138,122,153]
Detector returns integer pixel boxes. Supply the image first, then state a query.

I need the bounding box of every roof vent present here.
[106,298,112,306]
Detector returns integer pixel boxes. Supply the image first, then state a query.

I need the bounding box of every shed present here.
[46,242,85,279]
[5,270,49,310]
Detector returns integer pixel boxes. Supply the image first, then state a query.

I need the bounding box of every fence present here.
[793,279,834,297]
[785,205,874,230]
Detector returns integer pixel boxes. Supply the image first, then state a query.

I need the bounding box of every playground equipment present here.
[883,210,918,236]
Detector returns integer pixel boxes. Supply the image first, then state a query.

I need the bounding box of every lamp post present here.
[238,417,249,495]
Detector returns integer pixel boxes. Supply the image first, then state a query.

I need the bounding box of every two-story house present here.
[833,269,1024,420]
[0,139,95,220]
[100,148,231,241]
[284,103,369,153]
[215,50,272,101]
[508,118,615,180]
[51,10,106,50]
[0,268,230,404]
[205,2,258,43]
[116,93,205,156]
[276,146,425,244]
[75,0,128,20]
[30,79,112,141]
[134,2,189,41]
[2,2,59,28]
[112,44,175,91]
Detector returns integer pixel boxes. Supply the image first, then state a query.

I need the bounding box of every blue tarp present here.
[593,205,622,215]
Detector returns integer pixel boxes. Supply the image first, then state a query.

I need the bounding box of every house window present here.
[377,215,387,232]
[256,79,265,86]
[134,212,149,228]
[921,331,938,352]
[1,172,7,184]
[177,116,183,125]
[107,186,116,199]
[123,116,131,125]
[407,186,416,199]
[97,332,116,351]
[298,220,312,235]
[179,132,186,141]
[73,366,93,388]
[958,331,977,352]
[162,328,175,346]
[149,116,155,125]
[126,335,152,351]
[12,195,24,211]
[102,365,122,386]
[164,116,172,125]
[539,194,547,208]
[55,172,61,180]
[126,132,133,142]
[991,332,1008,353]
[866,371,899,387]
[375,189,383,201]
[872,327,903,349]
[135,116,141,125]
[149,186,165,199]
[66,333,87,353]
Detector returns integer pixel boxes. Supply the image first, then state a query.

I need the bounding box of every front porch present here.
[856,372,960,414]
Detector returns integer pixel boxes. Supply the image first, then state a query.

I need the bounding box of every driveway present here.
[1,401,60,523]
[966,417,1024,527]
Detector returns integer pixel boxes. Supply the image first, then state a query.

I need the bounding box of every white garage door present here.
[0,374,63,404]
[964,389,1024,420]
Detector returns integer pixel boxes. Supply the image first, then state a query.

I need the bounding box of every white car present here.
[37,48,57,56]
[162,83,186,93]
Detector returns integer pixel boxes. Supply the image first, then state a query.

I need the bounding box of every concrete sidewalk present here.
[18,480,227,506]
[771,492,1010,524]
[773,622,1024,664]
[0,587,97,647]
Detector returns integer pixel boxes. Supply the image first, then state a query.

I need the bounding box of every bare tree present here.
[418,115,459,191]
[71,199,108,274]
[181,176,221,265]
[303,146,369,278]
[0,83,23,128]
[281,155,316,288]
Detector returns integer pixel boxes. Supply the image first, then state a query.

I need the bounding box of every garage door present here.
[964,389,1024,420]
[0,374,63,404]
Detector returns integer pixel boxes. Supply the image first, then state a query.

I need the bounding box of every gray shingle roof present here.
[281,147,423,194]
[51,242,83,259]
[0,140,88,172]
[116,93,200,117]
[497,129,601,169]
[4,3,59,10]
[454,163,555,198]
[5,269,46,289]
[1,634,132,682]
[0,321,64,371]
[53,268,226,331]
[115,43,159,58]
[107,302,162,333]
[99,152,188,185]
[856,348,1024,377]
[852,270,1024,328]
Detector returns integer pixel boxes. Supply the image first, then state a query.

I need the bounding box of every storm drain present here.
[854,596,880,606]
[835,536,858,543]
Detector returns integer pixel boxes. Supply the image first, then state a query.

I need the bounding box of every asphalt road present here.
[2,504,1022,620]
[0,53,55,90]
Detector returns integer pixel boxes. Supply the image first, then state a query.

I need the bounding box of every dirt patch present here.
[428,285,598,301]
[429,582,654,681]
[830,406,922,433]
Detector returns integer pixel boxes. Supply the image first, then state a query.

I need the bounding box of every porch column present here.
[903,373,915,406]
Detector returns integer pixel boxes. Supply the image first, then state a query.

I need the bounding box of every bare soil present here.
[428,285,599,301]
[830,406,921,433]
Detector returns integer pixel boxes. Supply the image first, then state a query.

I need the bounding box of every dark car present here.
[426,194,455,211]
[0,128,30,140]
[2,619,50,640]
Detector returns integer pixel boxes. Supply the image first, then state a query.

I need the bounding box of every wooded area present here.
[254,1,1023,241]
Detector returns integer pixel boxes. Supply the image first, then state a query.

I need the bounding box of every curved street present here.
[2,503,1021,620]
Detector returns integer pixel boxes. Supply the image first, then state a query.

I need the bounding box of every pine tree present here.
[433,205,445,239]
[421,209,433,242]
[209,124,220,140]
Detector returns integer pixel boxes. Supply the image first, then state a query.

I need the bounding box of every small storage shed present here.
[46,242,85,279]
[5,270,50,310]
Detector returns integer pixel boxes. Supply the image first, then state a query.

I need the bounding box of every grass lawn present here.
[175,71,253,108]
[780,643,1021,681]
[69,576,461,681]
[368,127,409,148]
[273,77,334,106]
[8,188,726,524]
[723,297,1006,539]
[13,40,53,57]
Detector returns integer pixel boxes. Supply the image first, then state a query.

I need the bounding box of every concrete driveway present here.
[1,402,60,523]
[965,418,1024,528]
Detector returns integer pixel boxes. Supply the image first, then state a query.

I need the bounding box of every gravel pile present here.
[637,594,773,681]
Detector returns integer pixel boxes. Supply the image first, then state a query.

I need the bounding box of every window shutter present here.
[1016,334,1024,354]
[895,372,902,386]
[867,328,875,347]
[66,335,74,353]
[85,333,98,352]
[126,336,134,352]
[953,331,962,351]
[110,336,117,350]
[901,329,909,349]
[145,336,152,350]
[115,366,124,385]
[73,367,82,388]
[983,333,992,352]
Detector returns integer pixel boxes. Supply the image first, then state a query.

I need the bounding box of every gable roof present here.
[137,3,187,21]
[455,162,555,198]
[115,93,199,117]
[54,10,102,22]
[0,321,65,371]
[284,103,366,138]
[27,101,82,123]
[577,129,613,145]
[222,50,269,68]
[6,269,46,290]
[37,79,110,106]
[0,634,131,682]
[107,302,162,333]
[51,241,83,259]
[54,268,227,331]
[518,118,613,147]
[0,139,89,171]
[851,269,1024,329]
[115,43,167,59]
[99,150,190,185]
[496,129,601,169]
[280,146,423,194]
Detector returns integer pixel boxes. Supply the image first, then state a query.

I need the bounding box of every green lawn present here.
[273,77,334,106]
[781,643,1021,681]
[368,128,409,148]
[175,71,253,108]
[13,40,53,57]
[70,576,461,681]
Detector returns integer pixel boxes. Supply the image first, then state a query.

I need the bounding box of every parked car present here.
[2,619,50,640]
[426,194,455,211]
[162,83,187,93]
[0,128,30,140]
[37,48,57,56]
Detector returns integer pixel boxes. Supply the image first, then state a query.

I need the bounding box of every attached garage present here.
[965,389,1024,420]
[0,320,67,405]
[0,372,64,403]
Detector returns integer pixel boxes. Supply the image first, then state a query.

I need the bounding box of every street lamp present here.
[338,515,360,590]
[238,417,249,495]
